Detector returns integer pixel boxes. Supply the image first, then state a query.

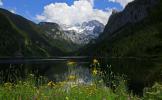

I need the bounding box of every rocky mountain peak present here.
[111,9,119,15]
[62,20,104,44]
[82,20,104,27]
[103,0,158,37]
[40,20,104,45]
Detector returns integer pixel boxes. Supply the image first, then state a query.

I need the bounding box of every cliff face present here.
[78,0,162,95]
[79,0,162,56]
[102,0,158,38]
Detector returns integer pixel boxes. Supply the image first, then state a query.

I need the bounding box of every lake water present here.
[0,56,162,95]
[0,56,93,84]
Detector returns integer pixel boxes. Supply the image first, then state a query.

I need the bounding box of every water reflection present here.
[101,58,162,95]
[0,58,91,83]
[0,57,162,95]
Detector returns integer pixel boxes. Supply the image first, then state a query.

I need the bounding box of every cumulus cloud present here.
[87,0,94,6]
[36,0,112,25]
[0,0,3,6]
[108,0,134,7]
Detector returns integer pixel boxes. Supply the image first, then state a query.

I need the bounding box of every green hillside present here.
[38,22,81,53]
[79,0,162,58]
[0,8,64,57]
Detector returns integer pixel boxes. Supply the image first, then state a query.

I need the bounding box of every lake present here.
[0,56,162,95]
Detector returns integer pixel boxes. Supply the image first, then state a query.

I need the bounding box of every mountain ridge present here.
[0,8,105,56]
[79,0,162,57]
[0,8,64,57]
[41,20,104,45]
[99,0,158,40]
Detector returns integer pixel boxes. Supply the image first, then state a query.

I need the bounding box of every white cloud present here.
[10,9,16,14]
[87,0,94,6]
[108,0,134,7]
[0,0,3,6]
[36,0,112,25]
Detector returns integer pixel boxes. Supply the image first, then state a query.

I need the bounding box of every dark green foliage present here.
[0,12,25,56]
[0,8,64,57]
[80,0,162,58]
[38,22,81,52]
[77,0,162,95]
[144,82,162,99]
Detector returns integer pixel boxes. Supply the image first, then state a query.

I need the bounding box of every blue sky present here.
[0,0,130,25]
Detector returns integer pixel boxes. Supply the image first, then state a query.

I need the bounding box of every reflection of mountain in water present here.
[0,57,162,95]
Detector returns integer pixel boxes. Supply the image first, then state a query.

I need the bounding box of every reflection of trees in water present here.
[0,64,49,83]
[0,62,91,84]
[0,64,25,83]
[0,58,162,95]
[101,58,162,95]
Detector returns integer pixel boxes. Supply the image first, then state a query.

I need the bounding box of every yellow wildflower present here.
[4,82,13,90]
[4,82,12,87]
[68,75,76,81]
[67,61,77,67]
[93,59,99,65]
[58,81,66,87]
[92,68,98,75]
[47,81,55,87]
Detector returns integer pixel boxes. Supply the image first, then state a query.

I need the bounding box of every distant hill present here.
[38,22,80,52]
[0,8,64,57]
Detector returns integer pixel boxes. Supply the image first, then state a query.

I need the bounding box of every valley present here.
[0,0,162,99]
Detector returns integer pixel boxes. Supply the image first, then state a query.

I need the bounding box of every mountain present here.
[80,0,162,57]
[0,7,104,56]
[77,0,162,94]
[38,22,80,52]
[0,8,64,57]
[101,0,157,37]
[62,20,104,44]
[41,20,104,45]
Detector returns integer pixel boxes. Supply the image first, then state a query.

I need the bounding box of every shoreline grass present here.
[0,75,140,100]
[0,59,161,100]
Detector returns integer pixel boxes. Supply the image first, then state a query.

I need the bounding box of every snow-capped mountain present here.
[39,20,104,45]
[61,20,104,44]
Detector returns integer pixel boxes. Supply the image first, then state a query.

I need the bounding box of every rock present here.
[103,0,158,36]
[40,20,104,45]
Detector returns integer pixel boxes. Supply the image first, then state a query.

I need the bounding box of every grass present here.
[0,75,139,100]
[0,59,161,100]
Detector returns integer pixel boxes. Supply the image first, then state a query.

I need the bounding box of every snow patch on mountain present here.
[59,20,104,44]
[40,20,104,45]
